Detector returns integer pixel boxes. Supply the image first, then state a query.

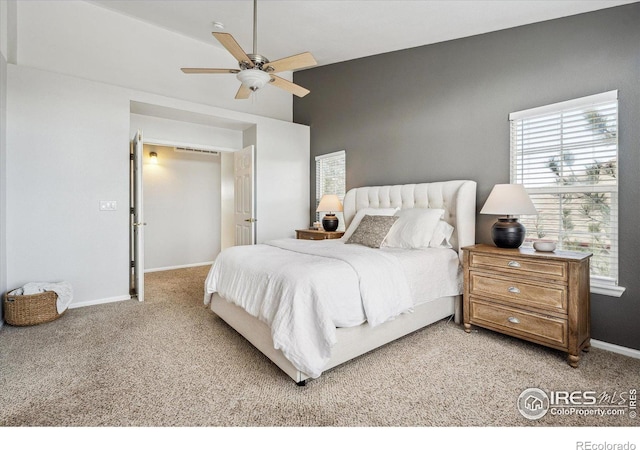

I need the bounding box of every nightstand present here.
[295,229,344,240]
[462,244,592,368]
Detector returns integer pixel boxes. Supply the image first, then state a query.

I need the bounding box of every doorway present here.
[129,137,223,301]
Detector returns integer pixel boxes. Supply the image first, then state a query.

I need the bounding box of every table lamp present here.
[316,194,343,232]
[480,184,537,248]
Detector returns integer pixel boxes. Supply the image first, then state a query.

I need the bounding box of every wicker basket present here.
[3,290,64,326]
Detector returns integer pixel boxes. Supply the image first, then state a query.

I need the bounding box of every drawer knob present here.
[507,261,521,268]
[508,286,521,294]
[508,316,520,324]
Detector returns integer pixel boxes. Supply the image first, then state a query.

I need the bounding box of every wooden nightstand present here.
[462,244,592,368]
[295,229,344,240]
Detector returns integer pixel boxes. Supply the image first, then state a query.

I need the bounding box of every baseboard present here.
[144,261,213,273]
[67,294,132,309]
[591,339,640,360]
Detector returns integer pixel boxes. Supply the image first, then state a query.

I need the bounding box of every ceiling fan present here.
[181,0,317,99]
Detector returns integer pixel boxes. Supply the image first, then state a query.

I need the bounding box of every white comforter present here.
[204,239,414,378]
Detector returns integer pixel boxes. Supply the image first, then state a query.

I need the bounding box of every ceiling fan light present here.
[236,69,271,92]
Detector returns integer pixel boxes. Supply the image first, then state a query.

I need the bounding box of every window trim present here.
[509,90,625,298]
[591,278,626,297]
[508,90,618,121]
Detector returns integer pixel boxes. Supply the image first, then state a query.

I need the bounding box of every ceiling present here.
[88,0,637,70]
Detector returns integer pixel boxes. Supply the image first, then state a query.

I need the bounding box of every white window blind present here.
[510,91,619,289]
[315,150,346,225]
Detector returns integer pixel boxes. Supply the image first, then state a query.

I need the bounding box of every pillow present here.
[383,208,445,249]
[429,220,454,248]
[346,215,399,248]
[342,207,398,241]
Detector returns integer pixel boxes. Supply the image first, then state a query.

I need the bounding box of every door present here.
[130,130,145,301]
[234,145,256,245]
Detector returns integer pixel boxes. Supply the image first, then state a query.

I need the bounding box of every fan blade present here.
[213,32,254,68]
[265,52,317,73]
[181,68,240,74]
[269,75,310,98]
[235,84,252,100]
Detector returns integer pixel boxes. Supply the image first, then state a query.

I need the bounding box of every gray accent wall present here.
[294,4,640,351]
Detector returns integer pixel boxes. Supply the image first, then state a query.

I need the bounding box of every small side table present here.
[295,229,344,240]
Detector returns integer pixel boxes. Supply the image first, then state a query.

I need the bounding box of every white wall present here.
[255,122,310,241]
[7,64,309,307]
[15,0,292,122]
[1,0,16,63]
[7,66,131,305]
[142,144,221,271]
[0,54,6,322]
[0,1,8,58]
[130,113,243,152]
[0,1,9,319]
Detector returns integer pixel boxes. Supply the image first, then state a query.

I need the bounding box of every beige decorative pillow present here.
[346,215,399,248]
[342,207,398,241]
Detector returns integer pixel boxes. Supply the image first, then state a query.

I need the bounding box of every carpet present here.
[1,266,638,429]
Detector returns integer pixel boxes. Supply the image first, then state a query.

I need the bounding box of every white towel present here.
[9,281,73,314]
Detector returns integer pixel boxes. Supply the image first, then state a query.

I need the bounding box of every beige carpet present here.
[1,265,639,428]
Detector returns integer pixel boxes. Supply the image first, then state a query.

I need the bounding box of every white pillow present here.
[429,220,454,248]
[342,207,398,241]
[383,208,445,249]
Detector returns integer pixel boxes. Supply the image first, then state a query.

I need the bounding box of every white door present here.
[234,145,256,245]
[131,130,145,301]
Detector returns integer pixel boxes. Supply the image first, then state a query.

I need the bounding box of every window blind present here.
[509,91,619,285]
[315,150,346,224]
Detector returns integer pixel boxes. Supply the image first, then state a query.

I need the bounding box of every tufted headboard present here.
[342,180,477,259]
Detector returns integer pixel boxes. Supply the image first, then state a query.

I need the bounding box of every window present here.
[315,150,346,227]
[510,91,624,296]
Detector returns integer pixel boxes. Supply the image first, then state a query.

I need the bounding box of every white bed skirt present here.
[210,293,460,384]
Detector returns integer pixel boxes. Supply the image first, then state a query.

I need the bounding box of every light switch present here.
[99,200,117,211]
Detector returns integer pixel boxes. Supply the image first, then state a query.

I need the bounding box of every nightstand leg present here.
[464,323,472,333]
[582,339,591,352]
[568,353,580,368]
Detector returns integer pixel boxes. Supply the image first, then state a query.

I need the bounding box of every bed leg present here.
[296,380,307,387]
[454,295,462,325]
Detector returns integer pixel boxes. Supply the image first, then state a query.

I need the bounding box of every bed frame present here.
[210,180,477,385]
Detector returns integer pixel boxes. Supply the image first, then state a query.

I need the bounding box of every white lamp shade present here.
[480,184,537,216]
[236,69,271,92]
[316,194,343,213]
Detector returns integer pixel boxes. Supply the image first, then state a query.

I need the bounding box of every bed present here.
[204,180,477,385]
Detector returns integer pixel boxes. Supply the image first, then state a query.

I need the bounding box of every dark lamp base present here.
[491,218,526,248]
[322,214,339,232]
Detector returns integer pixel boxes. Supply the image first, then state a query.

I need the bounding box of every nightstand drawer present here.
[470,299,568,348]
[470,253,567,281]
[469,272,567,312]
[295,230,344,240]
[299,232,328,240]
